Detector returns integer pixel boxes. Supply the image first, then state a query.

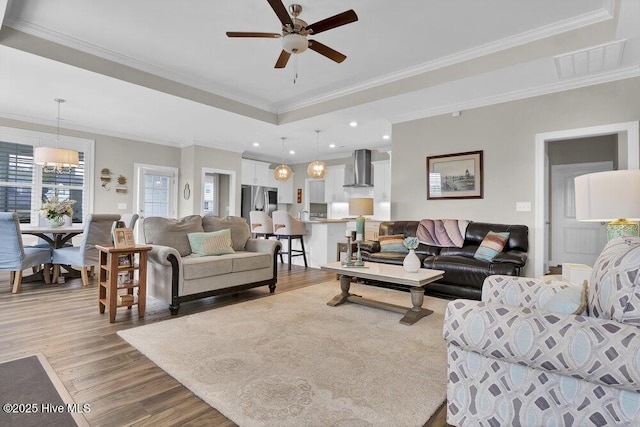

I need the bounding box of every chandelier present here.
[34,99,79,174]
[307,130,327,179]
[274,137,292,182]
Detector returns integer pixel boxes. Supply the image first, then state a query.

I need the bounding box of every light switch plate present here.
[117,203,127,210]
[516,202,531,212]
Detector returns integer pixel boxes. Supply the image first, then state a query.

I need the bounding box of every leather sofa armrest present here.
[359,240,380,253]
[148,244,182,267]
[493,250,528,265]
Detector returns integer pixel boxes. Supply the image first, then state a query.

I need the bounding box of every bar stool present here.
[249,211,275,239]
[272,210,308,270]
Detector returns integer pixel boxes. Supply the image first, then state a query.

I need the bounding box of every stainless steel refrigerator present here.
[241,185,277,222]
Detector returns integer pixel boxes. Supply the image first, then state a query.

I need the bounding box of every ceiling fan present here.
[226,0,358,69]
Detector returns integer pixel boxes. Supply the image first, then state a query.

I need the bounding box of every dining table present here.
[20,224,85,282]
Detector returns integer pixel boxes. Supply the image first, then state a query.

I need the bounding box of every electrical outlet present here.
[516,202,531,212]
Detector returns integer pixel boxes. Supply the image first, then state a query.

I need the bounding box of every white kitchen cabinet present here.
[277,173,294,203]
[372,160,391,202]
[308,180,325,203]
[324,165,347,203]
[241,159,270,186]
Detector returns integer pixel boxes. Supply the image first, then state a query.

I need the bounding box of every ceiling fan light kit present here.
[226,1,358,69]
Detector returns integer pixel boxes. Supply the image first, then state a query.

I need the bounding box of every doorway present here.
[534,121,640,277]
[134,163,179,220]
[201,168,236,217]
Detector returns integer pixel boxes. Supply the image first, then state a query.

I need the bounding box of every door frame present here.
[534,121,639,277]
[200,167,237,216]
[133,163,179,219]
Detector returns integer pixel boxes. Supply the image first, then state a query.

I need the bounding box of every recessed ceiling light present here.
[349,121,358,127]
[289,150,295,155]
[252,142,260,147]
[382,135,390,140]
[329,143,336,148]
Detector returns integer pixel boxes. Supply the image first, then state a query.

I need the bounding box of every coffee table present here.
[320,261,444,325]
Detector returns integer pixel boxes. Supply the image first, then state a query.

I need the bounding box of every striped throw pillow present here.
[473,231,509,262]
[187,229,235,257]
[379,234,408,253]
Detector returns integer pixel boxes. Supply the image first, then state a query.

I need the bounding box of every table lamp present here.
[575,169,640,240]
[349,197,373,241]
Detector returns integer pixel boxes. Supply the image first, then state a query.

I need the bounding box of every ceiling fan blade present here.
[275,50,291,68]
[306,10,358,35]
[226,32,281,38]
[267,0,293,28]
[308,40,346,63]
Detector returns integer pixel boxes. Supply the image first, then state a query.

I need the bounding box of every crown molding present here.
[276,3,615,113]
[2,18,275,112]
[389,65,640,124]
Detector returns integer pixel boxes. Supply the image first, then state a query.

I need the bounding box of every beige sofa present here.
[143,215,281,314]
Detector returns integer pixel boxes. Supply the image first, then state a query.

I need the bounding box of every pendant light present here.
[34,99,80,174]
[307,130,327,179]
[274,137,292,182]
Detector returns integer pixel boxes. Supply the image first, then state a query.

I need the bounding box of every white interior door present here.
[134,164,178,221]
[550,161,612,267]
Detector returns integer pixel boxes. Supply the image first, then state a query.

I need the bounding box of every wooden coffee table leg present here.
[399,286,433,326]
[327,275,353,306]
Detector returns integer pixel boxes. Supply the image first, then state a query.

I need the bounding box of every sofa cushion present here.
[379,234,408,253]
[144,215,204,257]
[231,251,271,272]
[589,236,640,325]
[540,281,588,315]
[474,231,509,262]
[187,229,235,257]
[202,216,251,251]
[182,256,233,280]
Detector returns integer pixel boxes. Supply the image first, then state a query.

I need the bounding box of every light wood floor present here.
[0,265,447,427]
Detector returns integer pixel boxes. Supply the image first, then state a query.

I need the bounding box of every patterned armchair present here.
[443,237,640,426]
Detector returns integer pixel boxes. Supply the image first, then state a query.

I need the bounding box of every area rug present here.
[118,281,450,426]
[0,353,89,427]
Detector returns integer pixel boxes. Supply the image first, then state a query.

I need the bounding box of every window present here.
[0,126,94,224]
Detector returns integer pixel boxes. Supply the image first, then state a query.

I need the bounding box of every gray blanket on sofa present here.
[416,219,470,248]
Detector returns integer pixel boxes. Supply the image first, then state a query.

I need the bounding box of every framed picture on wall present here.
[427,150,483,199]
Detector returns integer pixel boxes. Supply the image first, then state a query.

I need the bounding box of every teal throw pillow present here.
[187,229,235,257]
[473,231,509,262]
[379,234,408,253]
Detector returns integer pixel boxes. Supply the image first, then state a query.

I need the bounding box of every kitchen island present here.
[283,220,348,268]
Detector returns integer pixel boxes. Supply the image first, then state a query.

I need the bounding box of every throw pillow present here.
[202,216,251,251]
[187,229,235,257]
[540,281,588,315]
[473,231,510,262]
[143,215,204,257]
[588,236,640,325]
[379,234,408,253]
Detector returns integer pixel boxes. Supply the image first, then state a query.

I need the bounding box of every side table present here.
[96,244,151,323]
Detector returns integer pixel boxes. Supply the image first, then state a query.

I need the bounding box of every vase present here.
[48,217,65,228]
[403,249,421,273]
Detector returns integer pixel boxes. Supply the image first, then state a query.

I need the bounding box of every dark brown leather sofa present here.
[360,221,529,300]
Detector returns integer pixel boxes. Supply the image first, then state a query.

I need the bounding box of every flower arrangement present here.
[404,236,419,250]
[40,196,76,221]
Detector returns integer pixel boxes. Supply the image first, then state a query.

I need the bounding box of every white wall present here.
[392,77,640,277]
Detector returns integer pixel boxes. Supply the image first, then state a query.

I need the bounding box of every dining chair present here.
[0,212,52,293]
[52,214,120,286]
[249,211,275,239]
[272,210,308,270]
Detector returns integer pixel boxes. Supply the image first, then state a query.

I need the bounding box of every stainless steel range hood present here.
[343,149,373,187]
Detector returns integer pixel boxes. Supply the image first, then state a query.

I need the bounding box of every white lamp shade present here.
[34,147,79,167]
[575,170,640,221]
[282,34,308,54]
[348,197,374,216]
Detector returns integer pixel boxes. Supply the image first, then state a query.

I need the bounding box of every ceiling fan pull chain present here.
[293,55,298,84]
